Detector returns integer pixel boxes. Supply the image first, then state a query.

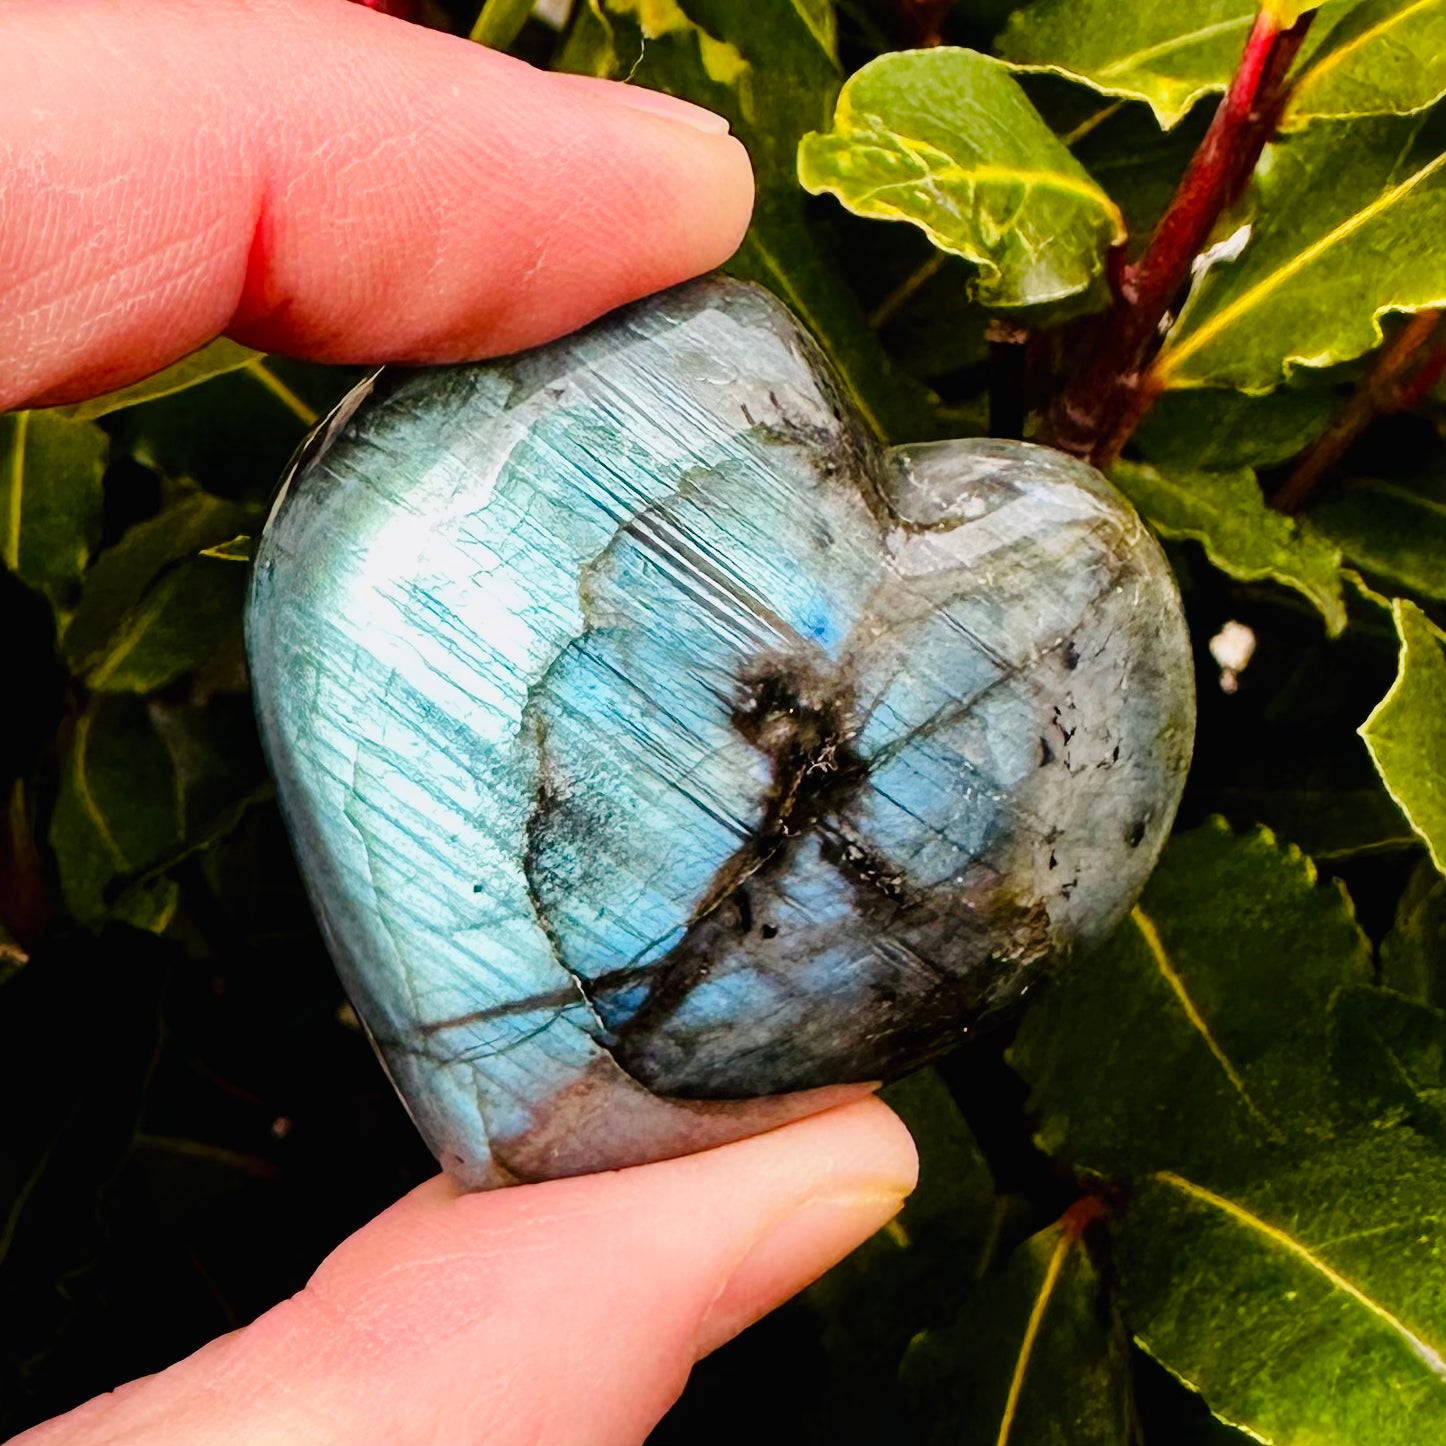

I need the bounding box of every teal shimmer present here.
[246,278,1194,1188]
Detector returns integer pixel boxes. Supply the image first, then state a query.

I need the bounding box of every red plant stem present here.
[1273,309,1444,514]
[1040,8,1315,466]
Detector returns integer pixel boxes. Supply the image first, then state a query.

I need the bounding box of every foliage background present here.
[3,0,1446,1442]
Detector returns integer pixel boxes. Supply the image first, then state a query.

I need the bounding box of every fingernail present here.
[695,1185,911,1357]
[608,84,731,134]
[555,72,732,134]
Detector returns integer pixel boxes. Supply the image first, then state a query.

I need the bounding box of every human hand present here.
[2,2,916,1441]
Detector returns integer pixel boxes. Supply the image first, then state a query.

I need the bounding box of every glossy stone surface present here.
[246,277,1194,1188]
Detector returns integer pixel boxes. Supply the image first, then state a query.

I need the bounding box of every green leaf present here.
[1330,983,1446,1134]
[902,1209,1134,1446]
[83,557,250,694]
[470,0,535,49]
[49,696,183,931]
[997,0,1350,129]
[0,411,107,608]
[1290,0,1446,126]
[1360,598,1446,872]
[1209,784,1424,859]
[49,339,262,423]
[1156,113,1446,391]
[1110,458,1347,633]
[798,49,1124,310]
[1381,860,1446,1003]
[559,0,933,441]
[1012,820,1373,1185]
[1117,1129,1446,1446]
[1310,479,1446,602]
[107,357,343,499]
[63,493,254,689]
[1133,385,1337,471]
[1070,97,1213,258]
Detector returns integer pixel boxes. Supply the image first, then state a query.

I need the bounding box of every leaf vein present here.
[1157,145,1446,379]
[1156,1170,1446,1381]
[1132,906,1282,1139]
[1095,14,1254,78]
[1295,0,1441,99]
[4,411,28,574]
[994,1227,1072,1446]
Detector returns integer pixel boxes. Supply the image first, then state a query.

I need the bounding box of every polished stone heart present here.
[246,277,1194,1188]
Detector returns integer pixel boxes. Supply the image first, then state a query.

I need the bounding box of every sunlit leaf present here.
[1110,458,1347,633]
[1156,113,1446,391]
[798,49,1124,310]
[996,0,1350,129]
[1119,1131,1446,1446]
[1013,820,1373,1185]
[1360,598,1446,872]
[1290,0,1446,126]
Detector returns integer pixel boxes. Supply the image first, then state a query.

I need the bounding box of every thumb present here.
[15,1099,917,1446]
[0,0,753,409]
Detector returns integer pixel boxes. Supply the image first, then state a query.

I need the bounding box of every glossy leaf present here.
[1118,1129,1446,1446]
[51,339,262,422]
[1360,599,1446,872]
[1290,0,1446,126]
[1110,459,1347,633]
[1012,820,1373,1185]
[1156,114,1446,391]
[902,1210,1133,1446]
[49,696,183,931]
[0,412,107,608]
[799,49,1123,310]
[62,493,254,688]
[997,0,1349,129]
[559,0,933,441]
[1132,384,1336,471]
[1310,479,1446,602]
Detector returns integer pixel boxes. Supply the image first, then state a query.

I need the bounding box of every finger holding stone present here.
[0,0,754,410]
[13,1099,916,1446]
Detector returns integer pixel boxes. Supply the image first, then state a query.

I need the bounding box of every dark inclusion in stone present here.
[246,277,1194,1188]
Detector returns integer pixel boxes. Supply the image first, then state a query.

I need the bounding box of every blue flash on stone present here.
[245,277,1195,1188]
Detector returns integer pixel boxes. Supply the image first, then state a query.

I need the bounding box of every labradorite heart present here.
[246,277,1193,1188]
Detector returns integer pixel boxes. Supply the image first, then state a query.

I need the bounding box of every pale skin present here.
[2,2,919,1441]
